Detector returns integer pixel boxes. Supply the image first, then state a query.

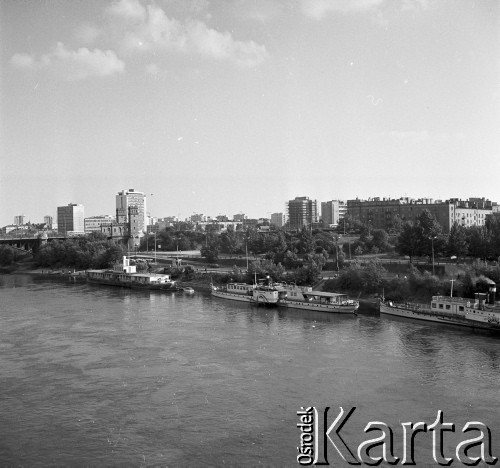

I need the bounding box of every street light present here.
[332,233,339,272]
[245,239,249,271]
[430,236,437,276]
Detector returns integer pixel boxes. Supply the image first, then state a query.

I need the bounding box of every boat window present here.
[445,305,450,310]
[459,306,464,311]
[432,303,436,308]
[438,304,443,309]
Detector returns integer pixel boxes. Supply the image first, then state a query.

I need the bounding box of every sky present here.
[1,0,499,225]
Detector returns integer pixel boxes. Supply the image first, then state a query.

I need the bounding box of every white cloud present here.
[186,19,268,67]
[107,0,268,67]
[11,0,268,78]
[106,0,146,22]
[300,0,386,19]
[10,42,125,80]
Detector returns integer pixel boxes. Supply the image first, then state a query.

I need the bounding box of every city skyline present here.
[3,190,498,228]
[1,0,499,227]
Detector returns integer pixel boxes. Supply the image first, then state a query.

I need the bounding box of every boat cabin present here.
[114,256,136,274]
[130,273,173,285]
[226,283,255,295]
[295,290,351,305]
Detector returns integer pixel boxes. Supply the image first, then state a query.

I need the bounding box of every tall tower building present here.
[270,212,286,227]
[57,203,85,234]
[321,200,346,227]
[116,189,146,233]
[44,215,53,228]
[14,215,26,225]
[287,197,318,230]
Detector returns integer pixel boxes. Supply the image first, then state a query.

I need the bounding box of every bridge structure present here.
[0,233,75,255]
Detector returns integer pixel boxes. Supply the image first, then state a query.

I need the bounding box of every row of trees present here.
[0,245,20,266]
[396,210,500,263]
[202,225,342,259]
[214,255,328,286]
[325,260,500,301]
[34,233,125,269]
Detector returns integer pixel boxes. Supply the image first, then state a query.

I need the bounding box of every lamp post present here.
[332,234,339,272]
[245,239,249,271]
[154,232,157,262]
[431,236,437,276]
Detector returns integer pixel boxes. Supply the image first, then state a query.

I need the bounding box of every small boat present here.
[183,287,195,294]
[379,282,500,332]
[86,256,178,291]
[275,283,359,314]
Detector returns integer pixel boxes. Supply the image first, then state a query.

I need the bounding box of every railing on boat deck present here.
[385,302,468,321]
[432,296,470,304]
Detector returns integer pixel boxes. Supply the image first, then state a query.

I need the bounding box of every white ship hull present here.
[211,290,253,303]
[379,301,500,331]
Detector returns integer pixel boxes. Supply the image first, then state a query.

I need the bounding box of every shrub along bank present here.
[323,260,500,302]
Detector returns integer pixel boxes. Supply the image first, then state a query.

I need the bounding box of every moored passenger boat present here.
[275,283,359,314]
[379,283,500,332]
[210,280,284,305]
[86,256,177,291]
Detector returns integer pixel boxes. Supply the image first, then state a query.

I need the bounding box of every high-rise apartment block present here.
[287,197,318,230]
[116,189,146,233]
[270,212,286,227]
[190,214,206,223]
[233,213,246,222]
[321,200,347,227]
[347,197,494,234]
[14,215,26,225]
[44,215,54,228]
[57,203,84,234]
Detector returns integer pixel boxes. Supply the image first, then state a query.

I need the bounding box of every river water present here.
[1,274,499,467]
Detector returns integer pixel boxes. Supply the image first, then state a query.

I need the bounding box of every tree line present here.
[3,209,499,289]
[33,233,126,269]
[395,210,500,263]
[324,259,500,301]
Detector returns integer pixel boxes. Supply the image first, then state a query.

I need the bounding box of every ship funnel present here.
[489,284,496,305]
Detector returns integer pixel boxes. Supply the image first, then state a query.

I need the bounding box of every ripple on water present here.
[1,277,500,466]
